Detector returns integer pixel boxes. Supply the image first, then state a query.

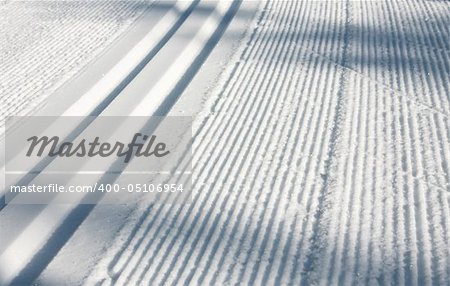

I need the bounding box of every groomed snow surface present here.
[90,1,450,285]
[1,0,450,285]
[0,0,148,133]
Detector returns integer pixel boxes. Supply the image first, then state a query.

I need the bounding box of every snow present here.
[0,0,150,135]
[1,0,449,285]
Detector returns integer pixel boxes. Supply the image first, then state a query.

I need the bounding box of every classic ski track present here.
[2,0,449,285]
[0,0,227,284]
[0,0,199,208]
[87,0,450,285]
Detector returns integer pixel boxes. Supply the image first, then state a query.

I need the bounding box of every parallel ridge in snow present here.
[87,0,449,285]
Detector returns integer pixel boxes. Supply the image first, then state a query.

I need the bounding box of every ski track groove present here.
[83,1,449,285]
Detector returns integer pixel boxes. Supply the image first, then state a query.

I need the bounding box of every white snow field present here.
[1,0,450,285]
[0,0,150,134]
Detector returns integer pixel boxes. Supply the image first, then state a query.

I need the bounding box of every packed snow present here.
[0,0,449,285]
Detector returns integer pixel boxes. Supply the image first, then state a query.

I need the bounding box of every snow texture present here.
[1,0,449,285]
